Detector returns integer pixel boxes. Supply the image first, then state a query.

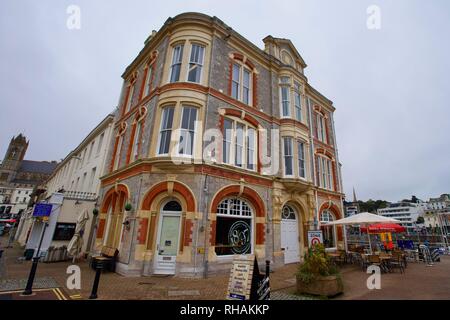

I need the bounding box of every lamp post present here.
[22,218,48,295]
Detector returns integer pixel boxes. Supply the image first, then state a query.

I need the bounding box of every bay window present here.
[169,44,184,83]
[178,106,197,156]
[157,106,175,155]
[187,44,205,83]
[283,137,294,176]
[222,117,257,171]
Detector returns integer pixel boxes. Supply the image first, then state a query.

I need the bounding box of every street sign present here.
[308,230,323,248]
[33,203,53,217]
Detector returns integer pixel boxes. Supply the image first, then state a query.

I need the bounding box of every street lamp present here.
[22,217,49,296]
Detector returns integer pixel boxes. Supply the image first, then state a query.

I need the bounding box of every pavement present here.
[1,238,450,300]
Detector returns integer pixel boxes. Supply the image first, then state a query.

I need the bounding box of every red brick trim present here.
[137,218,149,245]
[210,185,265,218]
[109,136,120,173]
[101,184,129,212]
[97,218,106,238]
[194,165,272,187]
[126,122,137,165]
[141,181,196,212]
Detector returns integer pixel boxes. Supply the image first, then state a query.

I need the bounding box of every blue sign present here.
[33,203,53,217]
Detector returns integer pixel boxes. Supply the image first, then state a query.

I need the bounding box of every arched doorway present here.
[281,205,300,264]
[154,199,183,274]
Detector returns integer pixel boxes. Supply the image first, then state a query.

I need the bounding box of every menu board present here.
[226,254,255,300]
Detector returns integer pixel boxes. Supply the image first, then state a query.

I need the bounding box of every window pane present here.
[247,128,255,170]
[232,64,240,99]
[188,44,204,83]
[235,123,244,167]
[283,137,293,175]
[243,69,251,104]
[223,119,232,163]
[298,142,305,178]
[179,107,197,155]
[158,107,174,154]
[281,87,290,117]
[170,45,184,83]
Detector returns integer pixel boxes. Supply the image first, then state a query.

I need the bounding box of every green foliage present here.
[357,199,390,213]
[124,203,132,211]
[416,216,425,224]
[297,244,340,284]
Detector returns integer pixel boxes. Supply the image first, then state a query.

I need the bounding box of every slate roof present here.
[18,160,58,175]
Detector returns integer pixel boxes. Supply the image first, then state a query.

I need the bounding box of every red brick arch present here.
[140,181,196,250]
[319,202,343,241]
[97,184,129,239]
[210,185,265,246]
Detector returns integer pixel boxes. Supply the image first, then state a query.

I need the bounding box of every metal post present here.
[89,263,103,299]
[22,221,48,295]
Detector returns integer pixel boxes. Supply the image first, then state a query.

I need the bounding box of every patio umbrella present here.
[360,223,406,234]
[67,209,90,262]
[323,212,401,254]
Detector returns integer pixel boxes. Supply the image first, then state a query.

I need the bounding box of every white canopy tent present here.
[323,212,401,254]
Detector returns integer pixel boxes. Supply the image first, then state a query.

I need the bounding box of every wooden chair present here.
[390,251,405,273]
[335,250,347,266]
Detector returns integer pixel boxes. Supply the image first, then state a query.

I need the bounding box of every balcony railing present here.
[63,191,97,201]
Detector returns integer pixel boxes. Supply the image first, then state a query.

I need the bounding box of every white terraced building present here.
[377,202,425,234]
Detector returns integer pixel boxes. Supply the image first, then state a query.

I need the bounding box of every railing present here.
[63,191,97,201]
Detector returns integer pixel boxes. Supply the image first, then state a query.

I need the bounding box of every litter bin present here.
[24,248,35,260]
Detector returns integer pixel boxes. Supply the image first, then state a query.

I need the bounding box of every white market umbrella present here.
[324,212,401,254]
[67,209,90,262]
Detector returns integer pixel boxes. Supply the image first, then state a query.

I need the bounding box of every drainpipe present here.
[202,175,209,278]
[127,176,143,266]
[306,97,319,231]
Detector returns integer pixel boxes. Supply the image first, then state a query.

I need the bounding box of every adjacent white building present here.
[377,201,425,234]
[16,114,115,258]
[424,194,450,234]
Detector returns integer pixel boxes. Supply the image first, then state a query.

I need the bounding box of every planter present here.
[296,275,343,297]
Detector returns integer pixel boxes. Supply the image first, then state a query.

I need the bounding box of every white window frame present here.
[187,44,205,84]
[280,76,291,118]
[144,64,154,96]
[317,113,327,143]
[294,81,302,122]
[297,141,306,179]
[283,137,294,177]
[156,106,175,156]
[177,105,198,157]
[222,117,257,172]
[231,62,253,105]
[169,44,184,83]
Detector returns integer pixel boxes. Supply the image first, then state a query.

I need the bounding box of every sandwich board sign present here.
[308,230,323,248]
[227,254,262,300]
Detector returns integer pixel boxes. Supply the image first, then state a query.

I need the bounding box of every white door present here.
[154,212,181,275]
[281,206,300,264]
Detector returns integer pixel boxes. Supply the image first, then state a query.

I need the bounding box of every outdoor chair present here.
[358,253,369,271]
[390,251,405,273]
[335,250,347,266]
[368,254,384,272]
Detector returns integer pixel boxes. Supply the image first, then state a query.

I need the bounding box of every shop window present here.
[215,198,252,256]
[53,223,76,241]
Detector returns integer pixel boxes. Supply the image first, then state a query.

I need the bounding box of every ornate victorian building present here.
[95,13,345,276]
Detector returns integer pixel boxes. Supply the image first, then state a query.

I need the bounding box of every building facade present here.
[15,115,115,256]
[95,13,345,277]
[424,194,450,235]
[0,134,57,217]
[378,201,425,234]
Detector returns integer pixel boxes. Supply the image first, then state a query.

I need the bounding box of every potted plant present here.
[92,208,99,216]
[124,203,132,212]
[296,244,343,297]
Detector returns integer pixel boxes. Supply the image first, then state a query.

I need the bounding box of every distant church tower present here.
[0,134,29,183]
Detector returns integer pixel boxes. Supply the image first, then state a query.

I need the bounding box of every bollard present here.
[22,257,40,295]
[89,263,103,299]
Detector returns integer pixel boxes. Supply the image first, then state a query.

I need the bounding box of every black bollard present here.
[265,260,270,278]
[89,263,103,299]
[22,257,40,295]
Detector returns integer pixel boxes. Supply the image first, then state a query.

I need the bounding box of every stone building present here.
[95,12,345,277]
[0,134,58,216]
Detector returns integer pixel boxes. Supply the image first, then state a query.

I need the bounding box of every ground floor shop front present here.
[94,172,345,277]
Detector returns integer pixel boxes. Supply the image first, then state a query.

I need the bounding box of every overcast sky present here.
[1,0,449,202]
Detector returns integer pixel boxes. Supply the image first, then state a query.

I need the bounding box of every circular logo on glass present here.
[228,220,251,254]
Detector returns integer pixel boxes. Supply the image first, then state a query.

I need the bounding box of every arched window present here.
[282,205,296,220]
[215,198,252,256]
[163,200,182,212]
[320,210,335,249]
